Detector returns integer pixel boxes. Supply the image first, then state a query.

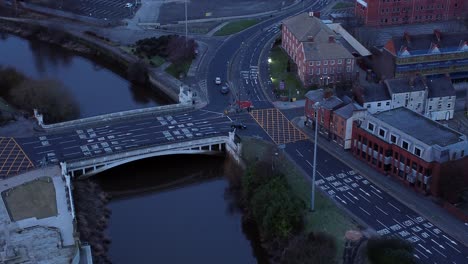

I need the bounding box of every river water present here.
[0,33,264,263]
[0,33,168,117]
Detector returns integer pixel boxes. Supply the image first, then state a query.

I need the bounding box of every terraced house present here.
[378,30,468,81]
[281,12,355,86]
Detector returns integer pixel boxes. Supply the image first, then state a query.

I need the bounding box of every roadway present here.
[15,110,237,165]
[201,0,468,262]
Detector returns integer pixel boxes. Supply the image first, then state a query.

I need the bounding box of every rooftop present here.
[374,107,465,147]
[305,89,344,109]
[282,12,336,42]
[360,82,391,103]
[385,77,427,94]
[303,41,354,60]
[427,77,456,98]
[334,103,365,119]
[385,31,468,57]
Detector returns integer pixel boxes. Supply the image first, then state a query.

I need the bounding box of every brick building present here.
[305,89,366,149]
[355,0,467,26]
[281,12,355,86]
[377,30,468,80]
[351,107,468,196]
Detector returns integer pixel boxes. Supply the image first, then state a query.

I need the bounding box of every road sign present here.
[279,80,285,90]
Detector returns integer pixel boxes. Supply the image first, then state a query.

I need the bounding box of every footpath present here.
[278,111,468,246]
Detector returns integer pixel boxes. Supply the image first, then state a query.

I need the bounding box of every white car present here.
[215,77,221,85]
[125,3,133,8]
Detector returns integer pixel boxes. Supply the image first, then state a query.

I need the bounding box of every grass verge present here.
[241,137,357,260]
[165,60,192,78]
[214,19,259,36]
[332,2,354,9]
[269,45,309,100]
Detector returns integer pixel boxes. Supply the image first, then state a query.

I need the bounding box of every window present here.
[330,60,335,65]
[414,147,422,157]
[377,102,382,107]
[367,122,375,132]
[379,128,386,138]
[324,60,328,65]
[366,104,371,108]
[309,68,314,75]
[316,61,321,66]
[390,134,397,144]
[346,59,352,64]
[316,68,320,75]
[323,68,327,74]
[309,61,314,66]
[338,59,343,64]
[386,101,390,106]
[346,66,352,72]
[402,140,409,150]
[447,103,451,108]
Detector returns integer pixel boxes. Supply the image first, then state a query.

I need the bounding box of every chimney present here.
[324,88,333,99]
[328,35,335,43]
[434,29,441,42]
[404,32,410,44]
[355,70,360,81]
[307,36,314,42]
[366,69,372,81]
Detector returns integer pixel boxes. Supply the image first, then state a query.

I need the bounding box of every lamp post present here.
[311,101,320,211]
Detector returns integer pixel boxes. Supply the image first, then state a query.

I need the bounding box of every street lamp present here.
[268,58,272,64]
[311,101,320,211]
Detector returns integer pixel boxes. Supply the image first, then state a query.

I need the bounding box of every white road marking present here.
[445,242,461,253]
[295,149,303,157]
[376,219,388,228]
[358,193,371,203]
[387,202,401,212]
[305,160,313,167]
[442,234,458,245]
[335,195,347,204]
[59,139,76,144]
[136,121,152,126]
[370,190,383,199]
[359,188,371,196]
[359,206,371,215]
[414,248,429,258]
[343,194,355,203]
[417,244,432,254]
[431,246,446,258]
[37,150,56,155]
[346,191,359,200]
[63,151,81,157]
[129,127,145,132]
[430,239,445,249]
[370,184,381,193]
[375,206,388,215]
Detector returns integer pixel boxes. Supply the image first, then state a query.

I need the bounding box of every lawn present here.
[332,2,354,9]
[240,137,357,260]
[120,46,165,67]
[269,45,308,100]
[2,177,57,221]
[214,19,259,36]
[165,60,192,79]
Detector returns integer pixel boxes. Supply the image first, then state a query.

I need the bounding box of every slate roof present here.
[334,103,365,119]
[305,89,344,110]
[385,31,468,57]
[426,77,456,98]
[374,107,465,147]
[385,77,427,94]
[283,12,336,42]
[361,82,391,102]
[303,41,353,61]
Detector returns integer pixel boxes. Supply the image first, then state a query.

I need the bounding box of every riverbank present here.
[0,17,180,103]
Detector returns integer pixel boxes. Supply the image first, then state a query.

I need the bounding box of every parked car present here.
[215,77,221,85]
[231,122,247,130]
[220,85,229,94]
[125,3,133,8]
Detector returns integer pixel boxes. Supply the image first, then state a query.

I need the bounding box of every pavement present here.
[290,116,468,246]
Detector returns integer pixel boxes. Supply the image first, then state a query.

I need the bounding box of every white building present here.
[356,76,456,120]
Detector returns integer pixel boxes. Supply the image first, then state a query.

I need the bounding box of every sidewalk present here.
[291,116,468,246]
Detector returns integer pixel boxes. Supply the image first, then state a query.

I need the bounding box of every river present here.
[0,33,169,117]
[0,33,265,263]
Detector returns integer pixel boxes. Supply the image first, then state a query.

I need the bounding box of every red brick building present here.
[351,107,468,196]
[282,12,355,85]
[355,0,467,26]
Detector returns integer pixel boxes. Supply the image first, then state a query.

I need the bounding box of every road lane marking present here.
[343,194,355,203]
[305,160,313,168]
[414,248,429,258]
[417,244,432,254]
[375,206,388,215]
[431,246,446,258]
[442,234,458,245]
[295,149,303,157]
[358,193,371,203]
[376,219,388,228]
[359,188,371,197]
[63,151,81,157]
[387,202,401,212]
[129,128,145,132]
[370,190,383,199]
[359,207,371,215]
[445,242,461,253]
[59,139,76,144]
[370,184,381,193]
[335,195,347,204]
[430,239,445,249]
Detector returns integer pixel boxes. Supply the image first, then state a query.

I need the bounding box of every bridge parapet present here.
[65,135,238,178]
[34,103,194,132]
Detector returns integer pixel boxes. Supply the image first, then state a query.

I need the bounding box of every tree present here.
[0,66,26,98]
[366,237,416,264]
[281,232,337,264]
[9,79,80,123]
